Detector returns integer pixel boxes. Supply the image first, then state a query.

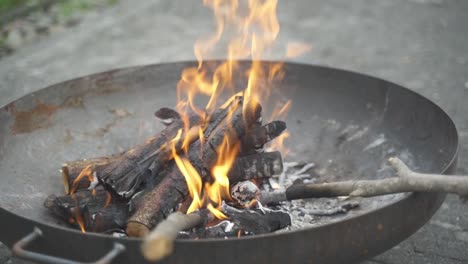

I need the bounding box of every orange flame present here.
[70,194,86,233]
[206,137,239,218]
[171,130,203,214]
[171,0,289,220]
[70,165,94,194]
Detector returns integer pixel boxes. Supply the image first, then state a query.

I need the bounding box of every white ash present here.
[264,160,403,233]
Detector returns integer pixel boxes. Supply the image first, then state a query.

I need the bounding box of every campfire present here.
[41,0,468,262]
[46,0,293,238]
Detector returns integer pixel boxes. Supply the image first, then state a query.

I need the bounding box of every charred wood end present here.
[229,151,283,182]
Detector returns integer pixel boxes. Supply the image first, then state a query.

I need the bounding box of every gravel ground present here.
[0,0,467,263]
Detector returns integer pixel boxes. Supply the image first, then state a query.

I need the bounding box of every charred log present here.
[44,188,127,232]
[228,151,283,183]
[84,203,129,233]
[154,107,182,126]
[184,205,291,239]
[221,203,291,234]
[240,121,287,155]
[61,155,122,194]
[97,112,202,198]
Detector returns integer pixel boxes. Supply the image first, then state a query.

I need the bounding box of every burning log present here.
[154,107,182,126]
[97,112,202,198]
[142,203,290,261]
[61,155,122,194]
[83,203,129,233]
[228,151,283,182]
[44,189,111,222]
[44,188,127,232]
[256,157,468,204]
[127,97,262,237]
[60,108,202,198]
[240,121,287,155]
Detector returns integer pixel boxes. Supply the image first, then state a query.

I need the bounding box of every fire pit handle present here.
[12,227,126,264]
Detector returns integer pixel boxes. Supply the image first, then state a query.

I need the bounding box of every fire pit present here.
[0,60,459,263]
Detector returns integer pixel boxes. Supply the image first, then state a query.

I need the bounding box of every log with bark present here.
[97,113,203,198]
[61,155,122,194]
[60,109,203,197]
[127,96,262,237]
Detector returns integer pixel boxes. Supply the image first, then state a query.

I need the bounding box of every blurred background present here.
[0,0,467,263]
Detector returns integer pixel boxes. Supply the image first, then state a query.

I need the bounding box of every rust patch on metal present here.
[9,101,58,134]
[84,121,119,138]
[83,108,133,138]
[62,96,85,108]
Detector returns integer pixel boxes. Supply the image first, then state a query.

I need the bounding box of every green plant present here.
[0,0,32,15]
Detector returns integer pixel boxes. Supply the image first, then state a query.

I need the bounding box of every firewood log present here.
[61,108,203,197]
[61,155,123,194]
[83,203,129,233]
[97,113,203,198]
[228,151,283,182]
[44,188,127,232]
[240,121,286,155]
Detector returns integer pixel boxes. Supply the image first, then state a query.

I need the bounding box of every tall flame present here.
[172,0,287,219]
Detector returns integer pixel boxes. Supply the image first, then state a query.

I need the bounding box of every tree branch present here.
[258,157,468,205]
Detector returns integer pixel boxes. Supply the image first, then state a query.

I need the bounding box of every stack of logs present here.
[45,96,291,237]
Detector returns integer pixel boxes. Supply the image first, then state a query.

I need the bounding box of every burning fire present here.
[172,0,290,219]
[68,166,113,233]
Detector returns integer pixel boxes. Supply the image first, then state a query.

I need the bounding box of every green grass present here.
[0,0,33,15]
[57,0,119,19]
[0,0,119,18]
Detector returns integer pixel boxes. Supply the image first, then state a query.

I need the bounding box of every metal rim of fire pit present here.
[0,60,459,264]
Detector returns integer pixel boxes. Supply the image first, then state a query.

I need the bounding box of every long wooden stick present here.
[258,157,468,205]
